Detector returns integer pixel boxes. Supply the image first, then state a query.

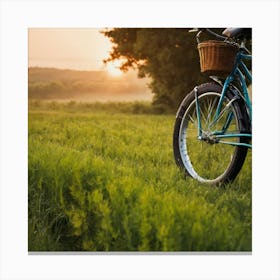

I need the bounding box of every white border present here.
[1,0,280,279]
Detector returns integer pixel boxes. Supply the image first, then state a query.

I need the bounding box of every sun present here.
[106,60,123,77]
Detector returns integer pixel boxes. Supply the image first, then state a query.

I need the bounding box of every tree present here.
[102,28,208,112]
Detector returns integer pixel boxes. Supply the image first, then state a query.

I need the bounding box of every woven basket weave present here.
[198,40,238,76]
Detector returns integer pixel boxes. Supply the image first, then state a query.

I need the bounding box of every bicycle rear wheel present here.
[173,83,249,185]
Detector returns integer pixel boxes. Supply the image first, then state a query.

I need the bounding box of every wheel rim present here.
[178,92,240,184]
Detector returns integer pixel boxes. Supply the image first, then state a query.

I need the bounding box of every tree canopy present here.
[102,28,208,112]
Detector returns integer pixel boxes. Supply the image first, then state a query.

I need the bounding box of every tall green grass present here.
[28,102,251,251]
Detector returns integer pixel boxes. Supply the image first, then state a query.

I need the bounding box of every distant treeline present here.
[28,99,160,114]
[28,67,150,100]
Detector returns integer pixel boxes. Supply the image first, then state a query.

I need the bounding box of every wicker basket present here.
[198,40,239,76]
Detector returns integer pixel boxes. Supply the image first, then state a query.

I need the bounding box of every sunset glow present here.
[106,60,123,77]
[28,28,152,102]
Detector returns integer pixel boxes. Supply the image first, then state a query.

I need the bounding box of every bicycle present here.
[173,28,252,185]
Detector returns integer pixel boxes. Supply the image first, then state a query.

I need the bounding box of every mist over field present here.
[28,67,153,102]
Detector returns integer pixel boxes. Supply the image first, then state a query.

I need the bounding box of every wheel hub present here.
[199,131,220,144]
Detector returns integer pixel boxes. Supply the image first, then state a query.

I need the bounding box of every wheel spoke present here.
[206,96,218,126]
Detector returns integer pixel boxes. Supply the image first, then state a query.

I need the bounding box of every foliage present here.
[102,28,209,111]
[28,100,158,114]
[28,103,252,251]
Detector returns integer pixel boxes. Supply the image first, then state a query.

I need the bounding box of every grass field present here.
[28,101,252,251]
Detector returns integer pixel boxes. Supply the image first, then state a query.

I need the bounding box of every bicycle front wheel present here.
[173,83,249,185]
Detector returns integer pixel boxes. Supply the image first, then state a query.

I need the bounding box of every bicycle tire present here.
[173,82,250,185]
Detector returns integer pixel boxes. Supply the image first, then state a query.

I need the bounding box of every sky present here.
[28,28,113,71]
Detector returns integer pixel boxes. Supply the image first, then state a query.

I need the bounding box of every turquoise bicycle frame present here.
[195,48,252,149]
